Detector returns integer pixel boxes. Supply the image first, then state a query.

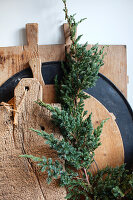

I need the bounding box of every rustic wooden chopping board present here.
[0,23,128,98]
[0,23,126,199]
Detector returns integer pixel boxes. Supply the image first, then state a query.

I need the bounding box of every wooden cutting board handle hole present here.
[25,86,29,91]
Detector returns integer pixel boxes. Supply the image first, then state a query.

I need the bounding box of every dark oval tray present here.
[0,61,132,168]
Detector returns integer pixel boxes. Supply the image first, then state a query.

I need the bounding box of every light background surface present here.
[0,0,132,108]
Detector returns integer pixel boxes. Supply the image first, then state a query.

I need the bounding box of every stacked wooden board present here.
[0,23,127,200]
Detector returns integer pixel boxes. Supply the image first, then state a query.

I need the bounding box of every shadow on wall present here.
[15,28,27,46]
[14,24,65,46]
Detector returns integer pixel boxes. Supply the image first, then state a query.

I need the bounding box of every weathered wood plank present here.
[86,45,127,97]
[26,23,38,46]
[84,93,124,173]
[0,105,46,200]
[39,44,65,63]
[0,22,126,200]
[101,45,127,97]
[0,78,66,200]
[0,23,127,99]
[0,23,65,87]
[29,58,44,86]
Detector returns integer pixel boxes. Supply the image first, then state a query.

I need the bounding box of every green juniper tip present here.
[20,0,133,199]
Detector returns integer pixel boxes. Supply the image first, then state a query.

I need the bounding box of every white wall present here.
[0,0,132,108]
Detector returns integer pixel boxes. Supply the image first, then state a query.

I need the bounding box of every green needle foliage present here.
[21,0,133,199]
[55,0,105,113]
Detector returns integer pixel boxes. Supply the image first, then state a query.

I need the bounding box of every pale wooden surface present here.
[84,93,124,173]
[26,23,38,46]
[0,23,65,88]
[29,58,57,103]
[0,23,127,99]
[102,45,127,97]
[0,78,66,200]
[29,58,44,86]
[87,45,127,97]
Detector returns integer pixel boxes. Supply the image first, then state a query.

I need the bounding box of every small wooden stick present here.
[0,102,18,113]
[14,90,28,125]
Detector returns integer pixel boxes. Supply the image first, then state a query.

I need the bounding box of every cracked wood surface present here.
[0,78,124,200]
[0,78,66,200]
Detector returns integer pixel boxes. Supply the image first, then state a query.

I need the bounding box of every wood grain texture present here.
[39,44,65,63]
[26,23,38,46]
[0,80,124,200]
[101,45,127,97]
[0,78,66,200]
[29,58,44,86]
[0,23,65,87]
[28,58,57,103]
[15,81,123,171]
[0,23,127,99]
[83,93,124,173]
[41,44,127,101]
[43,85,56,103]
[86,45,127,97]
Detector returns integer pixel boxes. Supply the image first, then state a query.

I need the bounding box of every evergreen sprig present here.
[21,0,133,199]
[89,165,133,199]
[55,0,106,113]
[20,154,66,184]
